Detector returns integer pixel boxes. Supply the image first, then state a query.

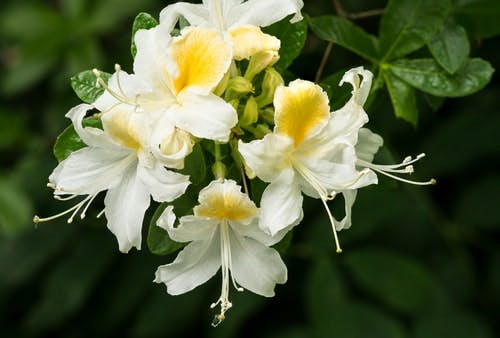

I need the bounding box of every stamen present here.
[320,198,343,254]
[54,194,79,201]
[92,67,136,107]
[33,195,93,224]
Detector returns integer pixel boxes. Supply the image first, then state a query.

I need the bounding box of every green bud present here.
[253,124,272,139]
[213,70,231,97]
[224,76,254,101]
[212,161,227,180]
[256,67,284,107]
[260,107,275,125]
[244,50,280,82]
[239,96,259,127]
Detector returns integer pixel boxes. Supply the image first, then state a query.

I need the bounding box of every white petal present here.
[138,161,190,202]
[259,169,303,236]
[104,163,151,253]
[156,206,176,231]
[335,190,357,231]
[166,215,218,243]
[229,230,287,297]
[159,2,210,31]
[65,104,116,149]
[238,133,292,182]
[49,148,133,195]
[340,67,373,106]
[228,0,304,27]
[171,90,237,142]
[154,235,221,295]
[230,218,285,246]
[356,128,383,163]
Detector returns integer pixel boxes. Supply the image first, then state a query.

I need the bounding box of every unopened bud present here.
[256,67,284,107]
[214,70,231,97]
[253,124,272,139]
[260,107,275,124]
[244,50,280,82]
[224,76,254,101]
[239,96,259,127]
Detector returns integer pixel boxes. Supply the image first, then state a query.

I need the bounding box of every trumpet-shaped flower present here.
[239,68,378,251]
[159,0,303,60]
[100,25,238,144]
[154,179,287,326]
[34,103,190,253]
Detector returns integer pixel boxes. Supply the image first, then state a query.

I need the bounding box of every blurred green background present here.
[1,0,499,337]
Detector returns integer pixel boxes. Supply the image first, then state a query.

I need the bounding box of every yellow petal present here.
[274,80,330,147]
[171,27,232,95]
[195,180,257,222]
[102,107,142,151]
[229,25,280,61]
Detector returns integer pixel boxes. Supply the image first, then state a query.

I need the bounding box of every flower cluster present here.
[34,0,434,326]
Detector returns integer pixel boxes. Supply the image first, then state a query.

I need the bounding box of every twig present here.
[314,42,333,84]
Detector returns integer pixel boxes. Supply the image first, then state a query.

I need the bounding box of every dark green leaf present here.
[131,12,158,57]
[320,69,353,110]
[380,0,451,61]
[389,58,494,97]
[414,309,493,338]
[178,143,206,186]
[53,116,102,162]
[344,248,436,314]
[147,203,185,256]
[383,70,419,125]
[263,18,308,72]
[454,0,500,39]
[428,19,470,74]
[70,70,111,103]
[308,15,379,63]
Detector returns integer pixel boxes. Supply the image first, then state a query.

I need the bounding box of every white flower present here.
[239,68,378,252]
[132,25,238,143]
[154,179,287,326]
[159,0,304,60]
[34,103,190,253]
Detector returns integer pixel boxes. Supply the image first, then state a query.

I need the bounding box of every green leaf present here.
[70,70,111,103]
[0,179,33,236]
[131,12,158,57]
[320,69,356,110]
[414,309,493,338]
[263,18,308,72]
[428,19,470,74]
[389,58,494,97]
[454,0,500,39]
[383,70,419,125]
[380,0,451,61]
[53,116,102,162]
[178,143,206,186]
[147,203,185,256]
[308,15,379,63]
[343,248,436,314]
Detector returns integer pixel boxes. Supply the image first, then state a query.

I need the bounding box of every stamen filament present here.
[357,158,436,186]
[320,198,343,253]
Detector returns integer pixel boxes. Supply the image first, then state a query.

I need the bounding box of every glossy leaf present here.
[428,19,470,74]
[380,0,451,61]
[178,143,206,186]
[309,15,379,63]
[383,70,419,125]
[70,70,111,103]
[320,69,353,110]
[390,58,494,97]
[131,12,158,57]
[263,18,308,72]
[343,249,436,314]
[53,116,102,162]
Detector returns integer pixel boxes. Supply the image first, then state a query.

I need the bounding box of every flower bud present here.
[224,76,254,101]
[256,67,284,107]
[244,50,280,82]
[239,96,259,127]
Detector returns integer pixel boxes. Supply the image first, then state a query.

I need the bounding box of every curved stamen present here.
[320,198,343,253]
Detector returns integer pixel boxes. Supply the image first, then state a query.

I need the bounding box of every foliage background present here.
[1,0,499,337]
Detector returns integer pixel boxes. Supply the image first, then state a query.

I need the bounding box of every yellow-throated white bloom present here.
[154,179,287,326]
[34,103,190,253]
[131,25,238,143]
[239,68,378,251]
[159,0,304,61]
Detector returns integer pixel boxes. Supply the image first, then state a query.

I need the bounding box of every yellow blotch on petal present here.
[171,27,232,95]
[102,107,143,151]
[195,181,257,222]
[274,80,330,147]
[229,25,281,61]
